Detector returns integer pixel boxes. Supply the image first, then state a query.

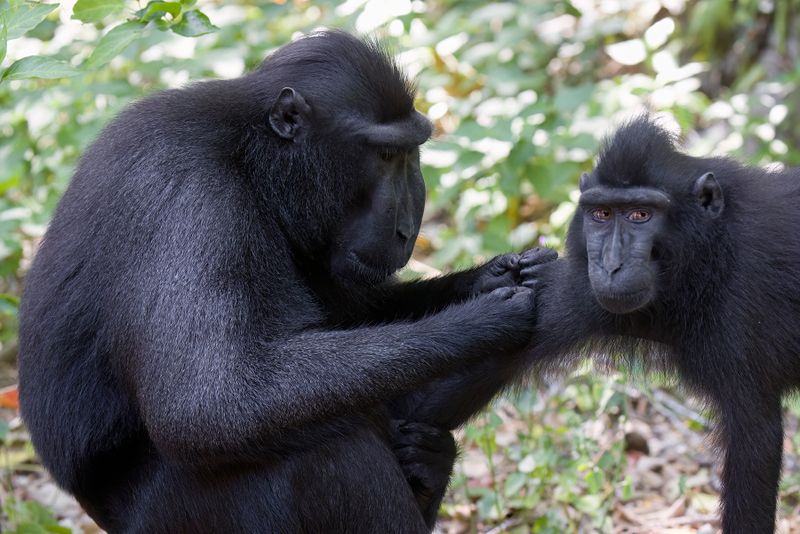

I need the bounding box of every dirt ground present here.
[2,383,800,533]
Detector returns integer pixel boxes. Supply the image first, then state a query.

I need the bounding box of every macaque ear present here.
[693,171,724,218]
[579,172,593,192]
[269,87,312,141]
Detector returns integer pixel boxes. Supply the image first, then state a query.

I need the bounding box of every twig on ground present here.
[485,517,522,534]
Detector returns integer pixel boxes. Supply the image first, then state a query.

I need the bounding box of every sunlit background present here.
[2,1,800,532]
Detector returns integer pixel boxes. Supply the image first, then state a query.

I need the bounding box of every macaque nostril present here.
[650,247,661,262]
[397,228,411,242]
[603,260,622,275]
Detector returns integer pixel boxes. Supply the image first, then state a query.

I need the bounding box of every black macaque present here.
[17,31,553,533]
[519,115,800,534]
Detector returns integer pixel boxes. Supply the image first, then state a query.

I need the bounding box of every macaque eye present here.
[378,147,401,162]
[591,208,612,222]
[627,209,652,222]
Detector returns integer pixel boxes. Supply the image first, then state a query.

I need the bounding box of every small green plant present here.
[2,497,71,534]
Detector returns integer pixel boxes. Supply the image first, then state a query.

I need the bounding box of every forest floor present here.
[438,389,800,534]
[2,379,800,533]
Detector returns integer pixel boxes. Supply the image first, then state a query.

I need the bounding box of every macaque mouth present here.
[348,251,394,281]
[593,287,653,314]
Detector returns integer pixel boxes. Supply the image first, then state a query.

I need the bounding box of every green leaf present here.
[622,475,634,500]
[553,83,594,114]
[584,468,604,493]
[573,494,603,514]
[21,501,59,526]
[135,1,181,22]
[1,55,79,80]
[5,0,58,39]
[504,472,527,497]
[171,9,217,37]
[0,293,18,317]
[0,15,7,64]
[476,491,500,519]
[85,21,144,69]
[596,450,616,470]
[23,15,55,39]
[487,410,503,428]
[72,0,125,23]
[12,522,50,534]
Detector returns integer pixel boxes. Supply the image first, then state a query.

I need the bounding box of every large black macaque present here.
[17,31,551,533]
[519,116,800,533]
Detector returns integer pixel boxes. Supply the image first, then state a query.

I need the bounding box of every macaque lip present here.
[593,287,652,314]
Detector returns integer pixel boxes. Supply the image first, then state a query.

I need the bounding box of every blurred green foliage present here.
[2,0,800,531]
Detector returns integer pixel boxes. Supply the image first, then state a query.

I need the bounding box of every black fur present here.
[525,115,800,533]
[17,31,546,533]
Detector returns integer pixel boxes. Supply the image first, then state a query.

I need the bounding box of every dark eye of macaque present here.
[627,209,651,222]
[379,147,401,162]
[591,208,612,221]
